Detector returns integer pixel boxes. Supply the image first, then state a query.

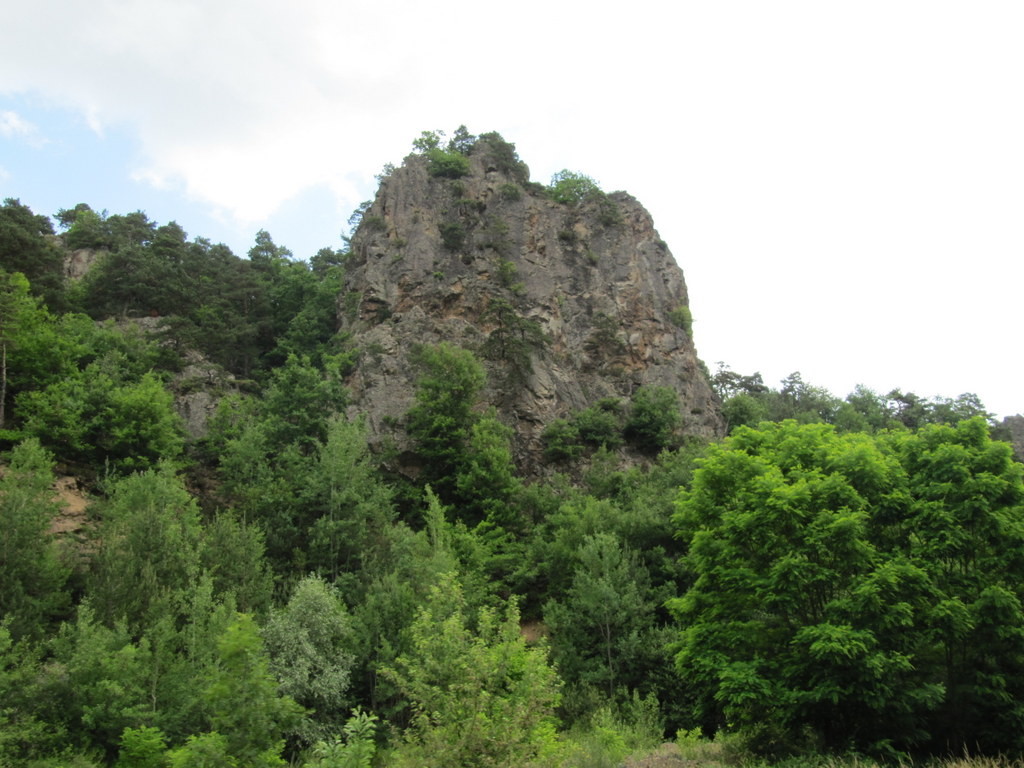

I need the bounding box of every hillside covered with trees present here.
[1,130,1022,767]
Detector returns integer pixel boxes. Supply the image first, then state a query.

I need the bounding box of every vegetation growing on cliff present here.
[0,153,1022,768]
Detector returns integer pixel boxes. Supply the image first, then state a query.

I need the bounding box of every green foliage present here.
[542,418,584,462]
[544,533,655,698]
[624,386,682,453]
[549,170,604,205]
[87,465,203,632]
[438,221,465,251]
[0,199,66,310]
[199,613,302,766]
[200,512,274,615]
[671,418,1024,756]
[305,709,378,768]
[307,416,397,577]
[455,413,522,529]
[575,400,625,449]
[426,148,470,179]
[17,354,184,474]
[384,573,562,767]
[0,439,70,639]
[498,183,522,201]
[668,305,693,334]
[116,726,167,768]
[262,576,354,746]
[720,392,769,432]
[52,605,155,758]
[406,342,486,502]
[480,297,546,382]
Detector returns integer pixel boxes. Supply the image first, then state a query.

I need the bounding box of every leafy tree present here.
[480,298,546,384]
[307,416,396,578]
[18,356,184,474]
[179,613,301,767]
[116,725,168,768]
[384,573,562,767]
[262,576,355,747]
[0,199,66,310]
[406,342,486,501]
[624,386,682,453]
[87,465,203,632]
[199,512,274,615]
[544,533,654,699]
[671,421,942,755]
[455,413,521,529]
[671,418,1024,756]
[61,204,112,249]
[0,439,70,638]
[886,419,1024,753]
[51,606,154,760]
[549,170,603,205]
[305,709,378,768]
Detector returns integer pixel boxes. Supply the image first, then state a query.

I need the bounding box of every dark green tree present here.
[624,386,682,453]
[0,199,66,310]
[671,421,942,755]
[0,439,70,639]
[406,342,486,502]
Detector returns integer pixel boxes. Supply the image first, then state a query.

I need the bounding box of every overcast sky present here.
[1,2,1021,417]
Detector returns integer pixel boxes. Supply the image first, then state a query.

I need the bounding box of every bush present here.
[439,222,465,251]
[426,148,470,179]
[669,305,693,335]
[624,386,681,453]
[542,419,584,462]
[549,170,603,205]
[575,400,624,449]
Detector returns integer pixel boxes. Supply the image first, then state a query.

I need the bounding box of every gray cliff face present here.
[338,142,724,474]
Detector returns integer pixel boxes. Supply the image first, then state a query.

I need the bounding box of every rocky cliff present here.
[338,134,723,475]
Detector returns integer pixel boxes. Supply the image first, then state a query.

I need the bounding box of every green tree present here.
[307,416,396,578]
[455,414,521,529]
[0,439,70,639]
[182,613,301,767]
[406,342,486,501]
[624,386,682,453]
[384,573,562,767]
[87,466,203,632]
[0,199,66,310]
[52,606,154,760]
[549,170,603,205]
[671,421,941,755]
[200,512,274,615]
[544,533,654,699]
[18,362,184,474]
[262,576,355,747]
[887,419,1024,753]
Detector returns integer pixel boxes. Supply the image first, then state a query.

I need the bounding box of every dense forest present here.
[1,132,1023,767]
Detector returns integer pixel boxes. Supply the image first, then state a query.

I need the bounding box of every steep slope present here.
[339,134,723,474]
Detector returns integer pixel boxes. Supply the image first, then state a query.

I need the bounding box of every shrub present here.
[542,418,584,462]
[439,222,465,251]
[426,148,470,179]
[549,170,603,205]
[574,400,624,449]
[624,386,681,453]
[499,183,522,201]
[669,305,693,335]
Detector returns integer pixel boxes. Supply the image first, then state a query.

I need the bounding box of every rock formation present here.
[338,134,724,475]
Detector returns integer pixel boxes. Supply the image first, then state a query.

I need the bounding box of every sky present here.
[1,1,1021,417]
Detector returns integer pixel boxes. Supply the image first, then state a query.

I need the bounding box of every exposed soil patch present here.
[48,475,91,537]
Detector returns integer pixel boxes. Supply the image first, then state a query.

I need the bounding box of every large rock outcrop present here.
[338,135,723,475]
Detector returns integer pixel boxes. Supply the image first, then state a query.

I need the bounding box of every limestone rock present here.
[339,136,724,475]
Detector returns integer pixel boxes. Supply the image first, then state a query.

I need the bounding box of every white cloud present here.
[1,1,1023,414]
[0,109,45,146]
